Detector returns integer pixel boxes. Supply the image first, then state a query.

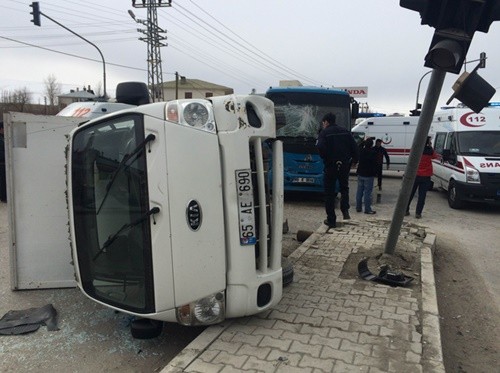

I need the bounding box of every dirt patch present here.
[339,243,421,284]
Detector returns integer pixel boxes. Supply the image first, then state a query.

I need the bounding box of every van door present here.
[432,132,448,189]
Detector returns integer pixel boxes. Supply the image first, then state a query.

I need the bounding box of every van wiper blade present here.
[96,134,155,214]
[93,206,160,262]
[462,151,488,156]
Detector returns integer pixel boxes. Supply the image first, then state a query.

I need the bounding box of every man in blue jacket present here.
[317,113,358,228]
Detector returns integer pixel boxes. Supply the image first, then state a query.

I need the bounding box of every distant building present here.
[58,86,96,107]
[278,80,303,87]
[161,78,233,100]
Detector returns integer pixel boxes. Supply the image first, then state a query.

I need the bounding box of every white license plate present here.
[293,177,315,184]
[236,169,257,245]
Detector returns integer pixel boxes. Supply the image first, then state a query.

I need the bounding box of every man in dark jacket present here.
[317,112,359,228]
[374,139,390,190]
[356,138,378,214]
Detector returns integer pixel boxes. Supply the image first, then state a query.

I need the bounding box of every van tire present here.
[282,257,294,287]
[130,318,163,339]
[447,180,464,209]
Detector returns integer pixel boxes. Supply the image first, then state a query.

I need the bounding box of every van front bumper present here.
[455,180,500,204]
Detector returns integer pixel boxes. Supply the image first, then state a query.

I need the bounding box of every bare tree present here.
[1,88,32,112]
[44,74,61,106]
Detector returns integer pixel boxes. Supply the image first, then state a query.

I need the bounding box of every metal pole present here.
[40,12,107,99]
[415,70,432,110]
[384,69,446,255]
[175,71,179,99]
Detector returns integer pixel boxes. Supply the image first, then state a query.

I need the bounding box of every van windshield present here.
[458,131,500,156]
[71,114,155,314]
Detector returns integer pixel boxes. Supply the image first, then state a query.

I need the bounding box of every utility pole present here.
[130,0,171,102]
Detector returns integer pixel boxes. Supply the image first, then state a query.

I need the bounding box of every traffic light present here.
[446,69,496,113]
[30,2,41,26]
[410,103,422,116]
[400,0,500,74]
[399,0,441,27]
[478,51,486,68]
[424,30,469,74]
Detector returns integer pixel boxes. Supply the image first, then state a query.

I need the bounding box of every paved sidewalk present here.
[162,218,444,373]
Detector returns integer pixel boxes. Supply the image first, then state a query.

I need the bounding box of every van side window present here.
[434,133,446,154]
[448,133,458,165]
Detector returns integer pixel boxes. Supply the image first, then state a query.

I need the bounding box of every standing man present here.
[317,112,358,228]
[406,136,438,218]
[356,138,378,214]
[374,138,390,190]
[0,121,6,202]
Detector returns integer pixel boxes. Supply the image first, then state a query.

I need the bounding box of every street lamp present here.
[412,70,432,116]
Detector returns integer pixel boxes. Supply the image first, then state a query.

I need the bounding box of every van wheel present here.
[282,257,294,287]
[130,318,163,339]
[447,180,464,209]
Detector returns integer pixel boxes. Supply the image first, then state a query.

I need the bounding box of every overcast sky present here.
[1,0,499,114]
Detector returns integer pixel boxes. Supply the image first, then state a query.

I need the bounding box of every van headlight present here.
[166,100,216,133]
[465,166,480,183]
[176,291,225,326]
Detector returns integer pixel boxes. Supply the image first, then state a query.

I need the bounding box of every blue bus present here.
[265,86,357,193]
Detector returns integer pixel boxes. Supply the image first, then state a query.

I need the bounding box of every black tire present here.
[130,318,163,339]
[447,180,464,209]
[282,257,294,287]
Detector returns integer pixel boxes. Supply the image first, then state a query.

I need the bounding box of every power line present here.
[0,35,149,73]
[176,1,324,86]
[2,0,328,94]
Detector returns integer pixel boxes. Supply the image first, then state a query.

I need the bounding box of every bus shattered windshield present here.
[267,89,351,139]
[70,114,156,313]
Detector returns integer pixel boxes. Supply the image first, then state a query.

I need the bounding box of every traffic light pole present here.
[384,69,446,255]
[30,3,107,100]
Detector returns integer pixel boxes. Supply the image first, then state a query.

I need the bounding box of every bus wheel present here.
[447,180,464,209]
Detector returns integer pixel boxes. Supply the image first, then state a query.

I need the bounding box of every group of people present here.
[316,112,435,227]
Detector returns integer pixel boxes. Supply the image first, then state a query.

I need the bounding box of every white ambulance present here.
[56,82,150,120]
[351,116,419,171]
[429,104,500,208]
